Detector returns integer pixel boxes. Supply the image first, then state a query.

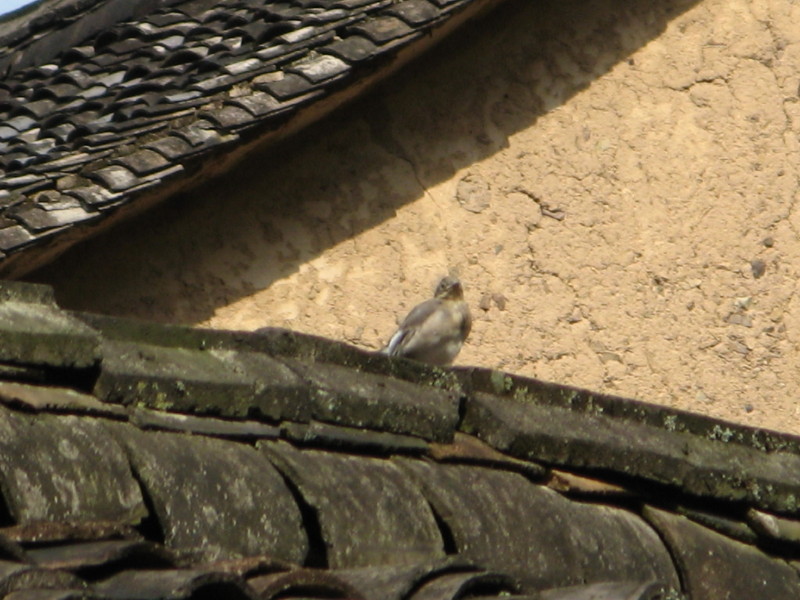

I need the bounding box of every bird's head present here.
[434,276,464,300]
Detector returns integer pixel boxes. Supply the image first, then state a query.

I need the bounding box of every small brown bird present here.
[382,276,471,365]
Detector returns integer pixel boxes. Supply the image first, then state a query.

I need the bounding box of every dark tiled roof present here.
[0,0,501,277]
[0,280,799,599]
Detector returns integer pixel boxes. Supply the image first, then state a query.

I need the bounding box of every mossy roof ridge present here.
[0,280,798,598]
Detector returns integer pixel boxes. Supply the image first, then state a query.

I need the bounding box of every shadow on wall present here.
[27,0,700,324]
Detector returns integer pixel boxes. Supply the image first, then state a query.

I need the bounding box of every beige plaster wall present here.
[29,0,800,434]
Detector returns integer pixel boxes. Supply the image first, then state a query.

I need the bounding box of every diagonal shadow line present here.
[26,0,702,324]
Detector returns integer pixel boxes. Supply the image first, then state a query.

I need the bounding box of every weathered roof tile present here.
[428,431,547,480]
[223,57,264,76]
[536,581,673,600]
[199,105,254,131]
[45,82,81,99]
[334,0,384,8]
[173,124,224,148]
[288,54,350,83]
[63,184,120,208]
[34,192,81,211]
[0,407,145,525]
[645,507,800,599]
[255,72,316,100]
[0,562,85,597]
[144,136,195,160]
[0,381,126,418]
[254,44,307,65]
[0,173,45,188]
[27,540,176,573]
[95,69,126,88]
[190,72,245,94]
[747,508,800,546]
[332,558,471,600]
[675,504,758,546]
[0,126,18,140]
[278,25,323,45]
[130,406,280,440]
[5,115,36,132]
[320,36,379,62]
[409,571,518,599]
[226,92,283,117]
[0,225,34,252]
[85,165,140,192]
[282,419,430,454]
[11,205,97,232]
[349,16,414,44]
[304,8,351,24]
[112,148,170,176]
[398,461,680,591]
[387,0,442,26]
[21,98,57,119]
[260,441,444,568]
[32,151,91,170]
[107,424,308,562]
[93,569,255,600]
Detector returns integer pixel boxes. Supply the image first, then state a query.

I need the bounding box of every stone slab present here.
[456,367,800,455]
[287,359,460,442]
[0,282,99,369]
[92,340,263,416]
[79,314,311,421]
[207,348,311,421]
[281,420,429,454]
[461,392,800,515]
[0,381,126,418]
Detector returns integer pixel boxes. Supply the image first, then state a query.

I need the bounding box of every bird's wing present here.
[384,298,443,355]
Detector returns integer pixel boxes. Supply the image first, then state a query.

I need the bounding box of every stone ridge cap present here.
[72,309,464,388]
[455,366,800,456]
[0,279,793,459]
[69,305,800,458]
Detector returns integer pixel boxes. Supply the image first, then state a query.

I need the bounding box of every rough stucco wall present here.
[29,0,800,434]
